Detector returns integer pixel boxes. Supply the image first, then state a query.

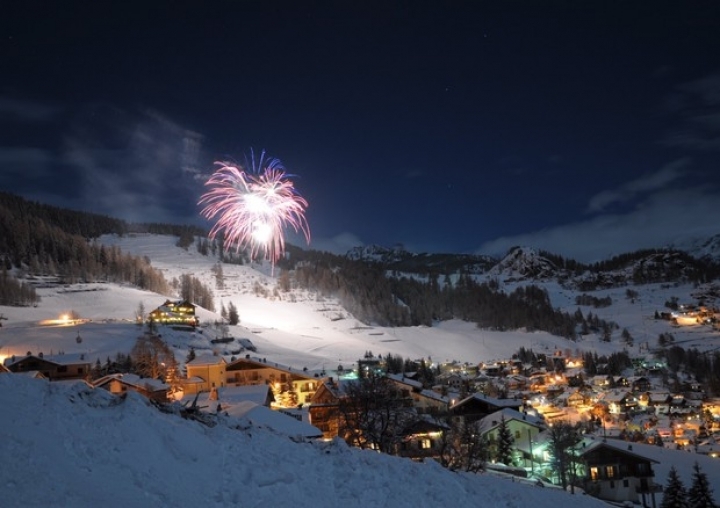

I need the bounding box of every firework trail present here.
[199,150,310,269]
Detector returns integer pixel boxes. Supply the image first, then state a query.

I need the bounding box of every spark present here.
[199,150,310,270]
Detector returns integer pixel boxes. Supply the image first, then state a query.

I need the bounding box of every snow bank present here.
[0,375,609,508]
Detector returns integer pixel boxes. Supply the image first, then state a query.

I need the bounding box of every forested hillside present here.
[2,191,717,343]
[0,193,186,305]
[278,246,614,339]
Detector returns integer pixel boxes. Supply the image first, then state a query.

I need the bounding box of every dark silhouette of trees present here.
[227,301,239,325]
[179,274,215,312]
[0,193,173,296]
[548,422,581,492]
[337,373,417,454]
[661,466,688,508]
[688,462,716,508]
[437,418,489,473]
[495,415,515,465]
[130,333,178,382]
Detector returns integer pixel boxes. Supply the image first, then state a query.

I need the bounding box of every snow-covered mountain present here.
[677,233,720,263]
[486,246,559,280]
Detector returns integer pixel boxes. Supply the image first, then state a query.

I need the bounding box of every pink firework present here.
[199,151,310,268]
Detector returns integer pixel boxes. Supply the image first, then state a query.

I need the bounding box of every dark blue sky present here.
[3,1,720,261]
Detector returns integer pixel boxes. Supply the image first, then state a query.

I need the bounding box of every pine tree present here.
[228,301,239,325]
[549,421,581,492]
[688,462,716,508]
[496,415,514,465]
[661,466,688,508]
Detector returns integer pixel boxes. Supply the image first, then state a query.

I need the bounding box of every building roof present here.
[476,408,545,434]
[226,402,323,439]
[93,373,169,392]
[451,392,522,411]
[579,438,660,464]
[4,352,92,367]
[386,373,423,390]
[187,354,227,366]
[226,356,314,380]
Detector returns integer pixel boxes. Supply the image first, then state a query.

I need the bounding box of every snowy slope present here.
[0,374,611,508]
[2,233,717,373]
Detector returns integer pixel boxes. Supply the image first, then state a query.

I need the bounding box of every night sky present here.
[3,1,720,262]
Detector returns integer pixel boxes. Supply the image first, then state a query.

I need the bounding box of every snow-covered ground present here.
[2,233,720,507]
[3,233,715,373]
[1,374,614,508]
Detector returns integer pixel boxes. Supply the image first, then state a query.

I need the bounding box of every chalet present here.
[395,416,449,461]
[148,299,199,327]
[629,376,652,393]
[579,439,661,507]
[4,353,91,381]
[226,356,320,406]
[387,373,450,415]
[308,378,347,439]
[612,376,630,389]
[647,391,672,413]
[93,373,170,403]
[477,408,545,468]
[183,354,227,395]
[503,375,528,391]
[603,390,635,414]
[590,375,613,389]
[449,392,522,424]
[438,372,469,392]
[566,388,592,408]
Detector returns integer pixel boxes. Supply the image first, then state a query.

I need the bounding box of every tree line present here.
[0,192,184,304]
[277,249,617,340]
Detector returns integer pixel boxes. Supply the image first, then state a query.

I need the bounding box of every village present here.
[3,295,720,507]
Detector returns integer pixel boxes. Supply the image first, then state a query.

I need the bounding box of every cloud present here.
[586,159,689,213]
[663,73,720,151]
[0,147,55,193]
[60,105,206,223]
[476,186,720,263]
[0,96,60,123]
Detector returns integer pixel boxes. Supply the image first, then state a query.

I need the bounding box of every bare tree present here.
[337,373,417,454]
[130,333,178,383]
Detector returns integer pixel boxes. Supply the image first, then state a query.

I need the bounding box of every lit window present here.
[590,467,599,481]
[606,466,615,478]
[420,439,432,449]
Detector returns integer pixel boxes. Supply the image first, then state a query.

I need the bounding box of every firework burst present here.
[199,150,310,269]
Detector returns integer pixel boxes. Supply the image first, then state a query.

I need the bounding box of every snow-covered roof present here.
[386,373,423,390]
[94,373,169,392]
[4,352,92,367]
[579,437,660,464]
[187,354,226,366]
[452,392,523,410]
[225,401,322,439]
[476,408,545,434]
